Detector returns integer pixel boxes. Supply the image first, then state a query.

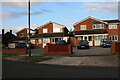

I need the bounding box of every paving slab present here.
[37,56,118,67]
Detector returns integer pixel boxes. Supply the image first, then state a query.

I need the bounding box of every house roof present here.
[75,29,108,35]
[37,21,66,29]
[31,33,68,39]
[103,20,120,23]
[11,37,28,41]
[16,28,35,34]
[73,16,107,27]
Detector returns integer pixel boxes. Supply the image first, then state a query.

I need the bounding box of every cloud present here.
[2,2,41,8]
[1,9,52,19]
[1,24,39,34]
[0,26,25,34]
[63,19,75,22]
[84,3,118,14]
[31,24,39,29]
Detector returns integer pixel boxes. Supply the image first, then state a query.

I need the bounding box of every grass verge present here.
[2,53,18,58]
[20,56,52,62]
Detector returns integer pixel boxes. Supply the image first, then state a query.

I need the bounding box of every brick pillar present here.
[68,44,73,55]
[45,43,49,55]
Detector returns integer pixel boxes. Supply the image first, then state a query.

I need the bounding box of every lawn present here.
[20,56,52,62]
[2,53,18,58]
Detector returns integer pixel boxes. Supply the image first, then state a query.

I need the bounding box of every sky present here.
[0,1,119,35]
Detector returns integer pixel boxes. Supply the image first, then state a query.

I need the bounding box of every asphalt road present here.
[2,59,119,78]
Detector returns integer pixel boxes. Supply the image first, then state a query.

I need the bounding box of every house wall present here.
[74,18,107,31]
[17,28,27,37]
[38,23,53,33]
[37,22,68,34]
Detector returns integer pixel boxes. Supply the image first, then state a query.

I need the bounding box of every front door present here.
[43,38,50,48]
[88,36,93,46]
[83,36,93,46]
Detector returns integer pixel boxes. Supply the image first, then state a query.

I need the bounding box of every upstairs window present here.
[80,25,86,30]
[19,33,24,37]
[93,24,104,29]
[109,25,117,29]
[53,28,61,32]
[43,28,48,33]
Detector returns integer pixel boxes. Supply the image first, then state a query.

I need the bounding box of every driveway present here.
[31,48,45,56]
[72,47,112,56]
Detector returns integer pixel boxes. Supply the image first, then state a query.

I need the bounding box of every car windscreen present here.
[79,40,88,43]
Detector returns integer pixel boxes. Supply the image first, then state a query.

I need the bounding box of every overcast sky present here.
[0,1,119,35]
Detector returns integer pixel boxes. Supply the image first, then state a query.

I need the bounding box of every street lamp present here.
[28,0,31,57]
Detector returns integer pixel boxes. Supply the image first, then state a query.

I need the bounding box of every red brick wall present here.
[45,43,73,55]
[74,18,108,31]
[118,24,120,41]
[38,23,53,33]
[37,23,68,34]
[111,42,120,54]
[68,38,76,47]
[17,28,27,37]
[2,48,27,55]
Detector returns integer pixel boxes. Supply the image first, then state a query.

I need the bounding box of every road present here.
[2,59,118,78]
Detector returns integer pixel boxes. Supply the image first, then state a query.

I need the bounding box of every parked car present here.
[77,40,89,49]
[15,43,34,49]
[55,40,67,46]
[100,38,111,48]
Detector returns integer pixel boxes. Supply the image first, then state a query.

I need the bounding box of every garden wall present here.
[2,48,27,55]
[45,43,73,55]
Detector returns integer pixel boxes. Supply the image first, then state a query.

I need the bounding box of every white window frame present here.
[31,39,35,44]
[53,28,61,32]
[109,36,118,41]
[80,25,86,30]
[19,33,24,37]
[52,38,62,43]
[43,28,48,33]
[93,24,104,29]
[108,24,117,29]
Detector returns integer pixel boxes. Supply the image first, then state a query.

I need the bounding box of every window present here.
[109,36,118,41]
[53,28,61,32]
[78,36,83,40]
[109,25,117,29]
[38,39,42,44]
[19,33,24,37]
[94,35,107,40]
[80,25,86,30]
[43,28,48,33]
[93,24,104,29]
[52,38,61,43]
[31,39,35,44]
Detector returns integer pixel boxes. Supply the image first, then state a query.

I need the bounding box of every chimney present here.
[2,29,4,35]
[10,30,12,34]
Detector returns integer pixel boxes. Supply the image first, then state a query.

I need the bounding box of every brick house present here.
[72,16,120,47]
[13,28,36,43]
[31,21,69,48]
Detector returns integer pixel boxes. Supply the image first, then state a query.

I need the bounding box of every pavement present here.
[3,47,119,67]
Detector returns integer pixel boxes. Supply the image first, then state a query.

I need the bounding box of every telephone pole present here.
[28,0,31,57]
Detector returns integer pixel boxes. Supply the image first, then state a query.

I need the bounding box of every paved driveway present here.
[72,47,112,57]
[31,48,45,56]
[31,47,112,57]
